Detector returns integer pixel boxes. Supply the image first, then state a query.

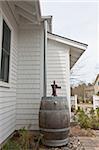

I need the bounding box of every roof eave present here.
[47,32,88,50]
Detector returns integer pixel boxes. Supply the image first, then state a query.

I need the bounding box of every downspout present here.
[43,19,47,97]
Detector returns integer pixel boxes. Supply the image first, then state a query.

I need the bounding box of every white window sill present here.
[0,81,10,88]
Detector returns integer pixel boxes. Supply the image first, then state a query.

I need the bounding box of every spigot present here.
[54,101,57,105]
[51,80,61,96]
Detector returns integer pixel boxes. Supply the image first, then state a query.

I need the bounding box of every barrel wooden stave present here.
[39,110,69,129]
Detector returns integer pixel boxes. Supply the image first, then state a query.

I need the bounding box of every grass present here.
[2,128,43,150]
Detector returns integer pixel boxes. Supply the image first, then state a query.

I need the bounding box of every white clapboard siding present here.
[0,105,16,115]
[0,97,16,103]
[17,84,40,89]
[18,65,40,70]
[17,94,40,99]
[17,100,40,105]
[0,110,15,121]
[16,124,39,130]
[47,39,70,98]
[16,27,43,130]
[16,109,39,115]
[0,114,15,127]
[17,103,40,109]
[16,120,39,126]
[16,114,39,120]
[0,101,16,109]
[0,2,17,144]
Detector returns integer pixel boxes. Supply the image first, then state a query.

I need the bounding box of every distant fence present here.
[93,95,99,109]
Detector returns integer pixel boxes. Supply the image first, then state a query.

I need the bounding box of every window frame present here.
[0,15,12,88]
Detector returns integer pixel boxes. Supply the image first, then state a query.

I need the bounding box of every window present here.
[0,20,11,82]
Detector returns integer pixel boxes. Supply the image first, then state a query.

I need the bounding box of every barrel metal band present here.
[39,110,68,113]
[40,127,70,132]
[43,138,69,143]
[42,138,69,147]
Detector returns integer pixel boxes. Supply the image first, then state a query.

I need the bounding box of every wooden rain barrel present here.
[39,96,70,147]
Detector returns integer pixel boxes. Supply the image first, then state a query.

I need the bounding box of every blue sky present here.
[40,0,98,85]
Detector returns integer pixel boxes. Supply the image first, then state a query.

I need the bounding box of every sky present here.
[40,0,98,85]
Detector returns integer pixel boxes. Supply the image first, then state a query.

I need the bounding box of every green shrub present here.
[77,109,91,129]
[76,108,99,130]
[89,108,99,129]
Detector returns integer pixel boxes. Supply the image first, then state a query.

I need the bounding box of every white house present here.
[0,0,87,145]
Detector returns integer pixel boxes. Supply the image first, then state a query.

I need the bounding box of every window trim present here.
[0,15,12,88]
